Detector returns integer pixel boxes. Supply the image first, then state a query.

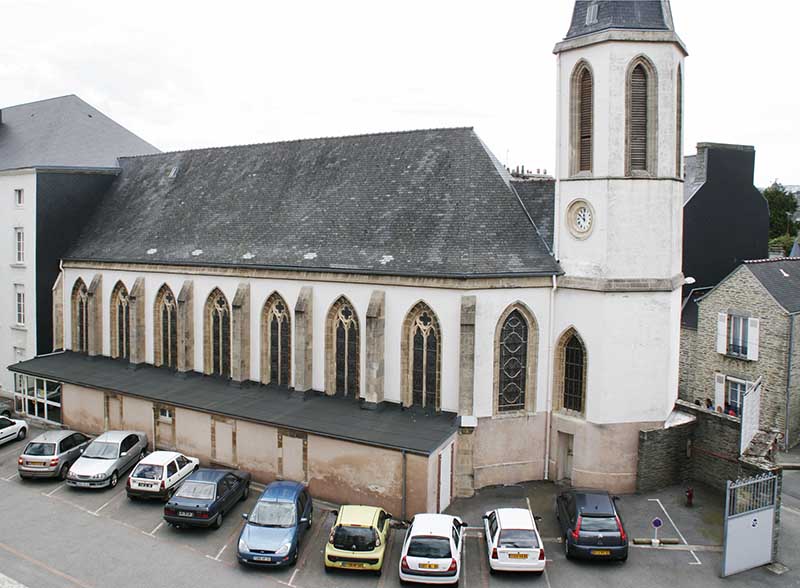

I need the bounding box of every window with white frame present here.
[725,378,746,418]
[14,189,23,207]
[716,312,759,361]
[158,407,174,422]
[14,227,24,264]
[14,284,25,326]
[13,375,62,423]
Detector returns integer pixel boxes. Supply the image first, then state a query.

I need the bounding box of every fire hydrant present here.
[685,486,694,508]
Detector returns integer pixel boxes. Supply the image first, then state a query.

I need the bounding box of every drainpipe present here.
[544,274,558,480]
[401,449,407,522]
[785,314,795,450]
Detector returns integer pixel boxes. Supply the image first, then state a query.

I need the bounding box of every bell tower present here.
[548,1,688,492]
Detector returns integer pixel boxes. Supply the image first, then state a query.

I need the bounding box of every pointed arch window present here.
[72,279,88,353]
[325,297,359,397]
[498,311,528,412]
[626,57,658,175]
[110,282,130,360]
[154,285,178,369]
[205,289,231,378]
[262,292,291,386]
[403,302,441,411]
[570,62,594,175]
[556,329,587,415]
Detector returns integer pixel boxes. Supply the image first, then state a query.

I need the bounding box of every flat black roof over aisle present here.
[9,352,458,455]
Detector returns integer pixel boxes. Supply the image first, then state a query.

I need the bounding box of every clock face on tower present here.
[567,199,595,239]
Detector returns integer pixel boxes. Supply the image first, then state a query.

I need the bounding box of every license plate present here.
[420,563,438,569]
[509,553,528,559]
[253,556,272,562]
[30,461,46,467]
[342,562,365,568]
[74,482,91,487]
[139,482,154,488]
[178,511,194,517]
[591,550,611,556]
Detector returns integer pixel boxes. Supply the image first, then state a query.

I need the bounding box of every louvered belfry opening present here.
[579,68,593,172]
[629,64,649,172]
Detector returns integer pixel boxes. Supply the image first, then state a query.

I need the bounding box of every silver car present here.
[66,431,147,489]
[19,430,92,480]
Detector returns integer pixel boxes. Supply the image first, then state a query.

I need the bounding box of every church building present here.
[9,1,688,516]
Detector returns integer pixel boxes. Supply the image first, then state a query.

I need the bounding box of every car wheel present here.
[17,428,26,441]
[139,450,145,461]
[324,565,332,574]
[564,535,572,560]
[374,568,382,577]
[59,463,71,481]
[307,513,313,527]
[489,565,496,575]
[214,512,224,529]
[110,471,119,488]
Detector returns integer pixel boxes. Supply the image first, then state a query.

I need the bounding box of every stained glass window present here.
[332,299,358,397]
[563,335,585,413]
[499,310,528,412]
[265,294,290,386]
[408,305,440,411]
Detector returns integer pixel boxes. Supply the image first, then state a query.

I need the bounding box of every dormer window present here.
[585,2,599,25]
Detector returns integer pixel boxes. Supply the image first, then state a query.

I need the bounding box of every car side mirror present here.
[482,514,488,520]
[120,451,128,457]
[241,513,248,520]
[79,448,84,453]
[300,517,309,525]
[460,521,469,527]
[534,516,543,522]
[612,496,621,501]
[331,510,338,517]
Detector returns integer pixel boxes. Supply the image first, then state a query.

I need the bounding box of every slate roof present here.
[0,95,159,171]
[65,127,562,278]
[8,352,458,455]
[511,178,555,249]
[565,0,673,40]
[744,258,800,314]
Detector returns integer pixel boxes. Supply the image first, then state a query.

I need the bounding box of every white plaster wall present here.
[553,286,681,424]
[0,170,37,395]
[554,40,685,281]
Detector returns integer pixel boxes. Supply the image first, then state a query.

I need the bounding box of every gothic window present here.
[626,57,658,175]
[556,329,587,415]
[571,62,593,174]
[676,65,683,177]
[498,310,528,412]
[262,292,291,386]
[403,302,441,411]
[326,297,359,397]
[71,279,88,353]
[154,285,178,369]
[110,281,130,360]
[205,289,231,378]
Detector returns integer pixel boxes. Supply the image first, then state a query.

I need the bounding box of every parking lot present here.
[0,424,798,588]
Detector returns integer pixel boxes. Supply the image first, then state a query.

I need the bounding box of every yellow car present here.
[324,505,392,575]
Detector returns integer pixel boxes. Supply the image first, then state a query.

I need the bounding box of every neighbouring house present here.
[680,258,800,449]
[9,0,689,513]
[0,95,158,401]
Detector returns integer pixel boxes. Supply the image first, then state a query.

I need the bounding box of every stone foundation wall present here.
[637,420,693,493]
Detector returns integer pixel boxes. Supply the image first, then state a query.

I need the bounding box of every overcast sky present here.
[1,0,796,187]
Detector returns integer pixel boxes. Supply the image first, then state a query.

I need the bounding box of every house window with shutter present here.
[626,57,658,176]
[716,312,760,361]
[570,62,594,175]
[713,373,747,418]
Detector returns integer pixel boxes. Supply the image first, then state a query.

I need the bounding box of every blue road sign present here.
[652,517,664,529]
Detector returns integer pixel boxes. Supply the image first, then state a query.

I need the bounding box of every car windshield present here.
[498,529,538,549]
[82,442,119,459]
[23,442,55,456]
[132,463,163,480]
[580,516,619,533]
[407,536,451,558]
[333,526,378,552]
[249,501,296,527]
[176,481,216,500]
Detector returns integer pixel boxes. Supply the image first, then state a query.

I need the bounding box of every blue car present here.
[163,468,251,528]
[237,480,313,567]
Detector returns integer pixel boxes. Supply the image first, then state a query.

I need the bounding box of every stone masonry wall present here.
[637,420,693,493]
[689,266,790,438]
[678,326,696,399]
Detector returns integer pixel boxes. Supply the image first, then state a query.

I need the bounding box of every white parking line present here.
[647,498,701,565]
[46,482,66,497]
[145,521,165,537]
[782,504,800,517]
[3,473,19,482]
[92,489,126,516]
[0,570,29,588]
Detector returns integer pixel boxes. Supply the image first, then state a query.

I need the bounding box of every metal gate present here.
[722,472,778,577]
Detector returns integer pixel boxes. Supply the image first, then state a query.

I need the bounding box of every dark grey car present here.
[19,430,92,480]
[0,398,12,418]
[556,489,628,562]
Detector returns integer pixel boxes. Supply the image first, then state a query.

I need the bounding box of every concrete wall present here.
[62,383,104,434]
[472,413,546,488]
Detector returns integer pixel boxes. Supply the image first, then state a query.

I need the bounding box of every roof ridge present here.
[1,94,79,110]
[118,126,475,160]
[744,257,800,264]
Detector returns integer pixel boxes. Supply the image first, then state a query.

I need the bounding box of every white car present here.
[399,513,467,586]
[126,451,199,500]
[0,415,26,446]
[483,508,545,574]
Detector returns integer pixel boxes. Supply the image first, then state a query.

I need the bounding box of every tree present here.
[764,182,798,239]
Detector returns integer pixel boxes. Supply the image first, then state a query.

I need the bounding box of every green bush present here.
[769,234,795,256]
